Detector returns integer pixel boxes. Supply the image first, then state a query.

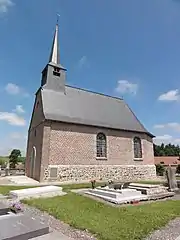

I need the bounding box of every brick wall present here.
[41,122,156,182]
[48,122,154,165]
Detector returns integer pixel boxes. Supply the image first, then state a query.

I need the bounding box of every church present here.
[25,23,156,182]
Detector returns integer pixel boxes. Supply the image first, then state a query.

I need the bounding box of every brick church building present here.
[25,23,156,182]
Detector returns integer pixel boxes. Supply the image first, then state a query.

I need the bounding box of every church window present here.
[96,133,107,158]
[133,137,142,159]
[53,67,60,77]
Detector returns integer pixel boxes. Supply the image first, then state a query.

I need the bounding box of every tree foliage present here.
[9,149,21,169]
[176,165,180,174]
[154,143,180,156]
[155,164,165,176]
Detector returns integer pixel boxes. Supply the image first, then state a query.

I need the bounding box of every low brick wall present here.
[43,165,156,182]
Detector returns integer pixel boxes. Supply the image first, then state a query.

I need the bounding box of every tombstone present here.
[5,162,9,176]
[122,182,131,189]
[166,165,178,192]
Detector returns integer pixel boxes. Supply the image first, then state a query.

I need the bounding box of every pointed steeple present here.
[49,24,60,64]
[41,21,66,92]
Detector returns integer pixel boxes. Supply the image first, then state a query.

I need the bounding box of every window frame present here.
[96,132,107,160]
[133,136,143,160]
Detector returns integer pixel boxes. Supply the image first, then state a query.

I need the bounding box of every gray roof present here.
[41,85,153,137]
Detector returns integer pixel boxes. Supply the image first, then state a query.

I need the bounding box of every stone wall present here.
[44,164,156,182]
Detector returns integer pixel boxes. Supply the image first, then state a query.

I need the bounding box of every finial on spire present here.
[49,18,60,64]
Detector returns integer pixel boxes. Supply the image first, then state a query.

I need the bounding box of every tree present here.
[154,143,180,157]
[155,164,165,176]
[9,149,21,169]
[177,165,180,174]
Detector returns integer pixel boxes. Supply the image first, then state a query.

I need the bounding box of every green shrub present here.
[0,157,8,168]
[176,164,180,174]
[156,164,165,176]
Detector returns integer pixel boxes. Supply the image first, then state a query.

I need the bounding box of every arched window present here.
[96,133,107,158]
[133,137,142,158]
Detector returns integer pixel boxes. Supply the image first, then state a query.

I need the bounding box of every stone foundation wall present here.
[43,165,156,182]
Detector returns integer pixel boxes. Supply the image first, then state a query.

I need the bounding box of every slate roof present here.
[41,85,153,137]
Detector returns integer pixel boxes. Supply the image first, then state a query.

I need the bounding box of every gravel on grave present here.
[1,198,97,240]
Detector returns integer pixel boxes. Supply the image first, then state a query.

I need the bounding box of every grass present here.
[0,186,38,195]
[23,193,180,240]
[0,181,179,239]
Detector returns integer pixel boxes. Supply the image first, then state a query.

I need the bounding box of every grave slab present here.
[9,186,66,200]
[128,183,172,196]
[86,188,148,204]
[0,202,9,216]
[0,214,49,240]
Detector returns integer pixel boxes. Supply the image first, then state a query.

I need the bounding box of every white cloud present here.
[115,80,138,95]
[5,83,29,97]
[10,132,26,140]
[77,56,88,69]
[0,112,26,126]
[154,122,180,132]
[5,83,20,95]
[13,105,25,114]
[154,134,180,145]
[0,0,14,13]
[154,134,172,145]
[158,89,180,101]
[153,124,165,129]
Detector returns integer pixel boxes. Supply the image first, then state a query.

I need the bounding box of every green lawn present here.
[0,182,179,239]
[23,193,180,240]
[0,186,39,195]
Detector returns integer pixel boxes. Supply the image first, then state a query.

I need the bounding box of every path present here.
[145,217,180,240]
[146,193,180,240]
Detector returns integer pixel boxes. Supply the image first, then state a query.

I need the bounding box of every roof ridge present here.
[65,84,123,101]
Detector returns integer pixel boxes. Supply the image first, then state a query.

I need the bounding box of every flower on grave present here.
[10,201,23,213]
[90,179,96,189]
[131,200,139,205]
[108,179,114,185]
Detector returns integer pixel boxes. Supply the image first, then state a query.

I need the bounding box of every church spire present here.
[41,20,66,92]
[49,23,60,64]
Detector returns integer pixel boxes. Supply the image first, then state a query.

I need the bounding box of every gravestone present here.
[166,165,178,191]
[0,202,9,216]
[0,201,49,239]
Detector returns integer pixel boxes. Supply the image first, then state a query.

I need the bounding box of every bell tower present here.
[41,23,66,92]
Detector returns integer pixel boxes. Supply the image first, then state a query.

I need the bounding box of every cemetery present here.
[0,166,179,239]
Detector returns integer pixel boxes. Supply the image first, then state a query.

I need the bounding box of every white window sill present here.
[134,158,143,161]
[96,157,107,160]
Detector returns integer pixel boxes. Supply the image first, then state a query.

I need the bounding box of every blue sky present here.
[0,0,180,155]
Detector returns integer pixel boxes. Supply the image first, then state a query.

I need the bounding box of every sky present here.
[0,0,180,155]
